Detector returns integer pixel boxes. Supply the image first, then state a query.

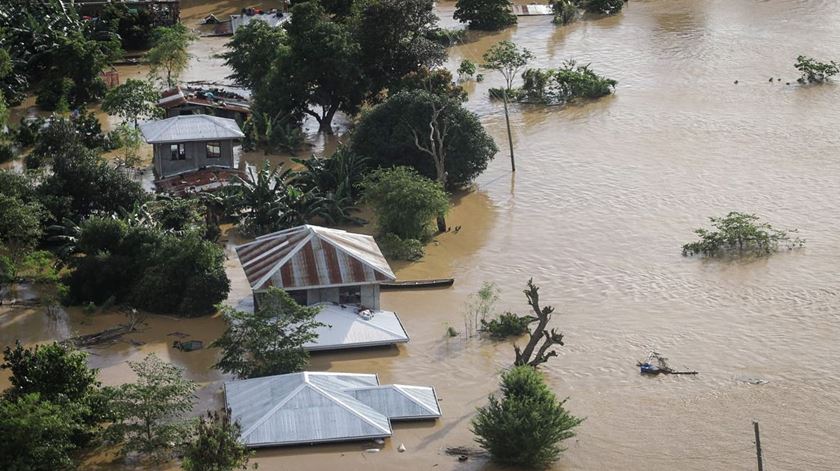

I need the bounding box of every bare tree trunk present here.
[514,279,565,367]
[408,99,451,234]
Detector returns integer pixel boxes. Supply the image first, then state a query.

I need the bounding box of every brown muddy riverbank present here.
[3,0,840,469]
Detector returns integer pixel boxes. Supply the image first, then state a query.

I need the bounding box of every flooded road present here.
[4,0,840,469]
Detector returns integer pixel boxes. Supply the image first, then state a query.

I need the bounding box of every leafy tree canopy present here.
[0,393,81,471]
[102,79,162,126]
[517,60,617,105]
[212,287,323,379]
[682,212,804,257]
[454,0,517,31]
[361,166,449,240]
[482,41,534,92]
[472,366,583,468]
[182,410,253,471]
[147,24,196,88]
[795,55,840,84]
[221,20,288,90]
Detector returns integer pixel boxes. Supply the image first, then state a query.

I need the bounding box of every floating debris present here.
[173,339,204,352]
[365,448,380,453]
[735,375,768,385]
[637,352,698,375]
[398,443,406,453]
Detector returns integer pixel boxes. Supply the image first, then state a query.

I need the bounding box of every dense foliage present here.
[0,0,121,108]
[472,366,583,468]
[212,288,323,379]
[795,55,840,84]
[481,312,531,338]
[109,354,197,462]
[552,0,579,25]
[361,166,449,241]
[182,410,253,471]
[517,61,617,104]
[580,0,624,15]
[454,0,517,30]
[351,90,498,190]
[67,216,230,315]
[0,393,81,471]
[682,212,804,257]
[94,3,158,50]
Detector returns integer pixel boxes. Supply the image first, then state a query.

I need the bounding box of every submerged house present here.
[158,87,251,125]
[235,225,409,350]
[224,372,441,447]
[139,114,246,194]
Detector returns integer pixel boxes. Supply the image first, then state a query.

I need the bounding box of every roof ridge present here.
[391,385,441,416]
[307,381,391,435]
[240,381,308,440]
[251,231,315,290]
[316,231,395,281]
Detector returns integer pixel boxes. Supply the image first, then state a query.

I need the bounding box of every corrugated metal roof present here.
[225,372,441,447]
[305,304,409,351]
[139,114,244,143]
[236,225,396,291]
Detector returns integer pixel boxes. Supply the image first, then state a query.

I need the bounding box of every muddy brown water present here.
[4,0,840,469]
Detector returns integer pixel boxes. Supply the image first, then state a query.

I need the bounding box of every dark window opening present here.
[206,141,221,159]
[339,286,362,305]
[170,143,186,160]
[288,290,308,306]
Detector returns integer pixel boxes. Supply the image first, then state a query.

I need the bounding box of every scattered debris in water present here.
[398,443,406,453]
[173,339,204,352]
[63,310,144,347]
[167,331,190,338]
[365,448,380,453]
[637,352,698,375]
[735,376,768,385]
[373,438,385,445]
[444,446,488,458]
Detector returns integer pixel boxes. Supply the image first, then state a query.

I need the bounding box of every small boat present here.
[380,278,454,290]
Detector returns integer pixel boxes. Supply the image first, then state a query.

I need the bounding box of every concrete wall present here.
[153,139,235,178]
[361,285,380,310]
[306,287,339,305]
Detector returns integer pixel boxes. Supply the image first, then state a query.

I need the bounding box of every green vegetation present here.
[581,0,624,15]
[67,216,230,315]
[682,212,804,257]
[463,281,500,336]
[212,288,323,379]
[102,79,162,127]
[472,366,583,469]
[109,354,197,462]
[351,90,498,190]
[552,0,579,25]
[454,0,517,30]
[182,410,253,471]
[94,3,158,50]
[482,41,534,93]
[221,21,286,91]
[0,342,116,470]
[518,61,617,104]
[362,166,450,243]
[378,233,426,261]
[482,312,531,338]
[795,55,840,84]
[147,24,197,87]
[458,59,478,80]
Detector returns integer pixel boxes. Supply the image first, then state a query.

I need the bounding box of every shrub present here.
[458,59,477,80]
[14,117,43,147]
[454,0,517,31]
[519,60,617,104]
[795,55,840,83]
[481,312,531,338]
[0,142,14,163]
[426,28,467,47]
[181,410,252,471]
[378,233,425,261]
[472,366,583,468]
[682,212,804,257]
[361,166,449,241]
[582,0,623,14]
[552,0,579,25]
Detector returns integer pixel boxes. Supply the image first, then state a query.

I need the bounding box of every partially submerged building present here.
[224,372,441,447]
[139,114,246,194]
[158,87,251,125]
[235,225,409,351]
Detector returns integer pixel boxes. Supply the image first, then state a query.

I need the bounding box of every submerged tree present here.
[109,354,197,462]
[212,288,323,379]
[794,55,840,84]
[102,79,161,127]
[581,0,624,15]
[519,60,617,104]
[182,410,252,471]
[682,212,804,257]
[454,0,517,31]
[147,24,197,87]
[513,279,565,368]
[472,366,583,468]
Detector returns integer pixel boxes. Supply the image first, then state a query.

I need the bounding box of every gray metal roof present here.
[304,304,409,351]
[139,114,244,144]
[225,372,441,447]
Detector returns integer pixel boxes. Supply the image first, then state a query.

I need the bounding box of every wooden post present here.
[502,89,515,172]
[753,421,764,471]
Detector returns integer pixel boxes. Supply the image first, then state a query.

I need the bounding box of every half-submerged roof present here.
[224,372,441,447]
[305,304,408,351]
[140,114,244,144]
[236,225,396,291]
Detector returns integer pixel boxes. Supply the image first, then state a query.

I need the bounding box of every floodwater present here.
[3,0,840,469]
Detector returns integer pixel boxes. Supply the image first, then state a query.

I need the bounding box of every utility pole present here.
[502,89,515,172]
[753,421,764,471]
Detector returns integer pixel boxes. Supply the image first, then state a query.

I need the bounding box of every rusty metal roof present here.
[236,225,396,291]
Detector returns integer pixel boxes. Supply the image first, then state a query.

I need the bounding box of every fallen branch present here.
[63,309,144,347]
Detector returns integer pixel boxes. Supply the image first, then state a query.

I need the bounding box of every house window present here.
[339,286,362,305]
[206,141,221,159]
[169,143,186,160]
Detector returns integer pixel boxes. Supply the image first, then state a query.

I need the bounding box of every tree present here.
[110,354,197,461]
[795,55,840,83]
[0,393,81,471]
[361,166,449,241]
[221,20,287,90]
[482,41,533,171]
[472,366,583,468]
[94,3,157,50]
[181,410,252,471]
[519,60,617,104]
[355,0,446,94]
[454,0,517,31]
[102,79,161,127]
[552,0,579,25]
[351,90,498,190]
[147,24,196,87]
[514,279,566,368]
[110,123,144,168]
[581,0,624,15]
[0,194,46,257]
[682,212,804,257]
[212,288,323,379]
